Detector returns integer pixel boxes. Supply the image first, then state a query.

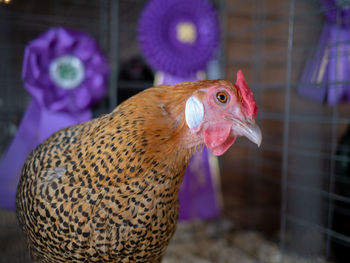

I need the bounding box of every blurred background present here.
[0,0,349,262]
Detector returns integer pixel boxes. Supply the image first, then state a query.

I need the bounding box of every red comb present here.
[234,70,257,119]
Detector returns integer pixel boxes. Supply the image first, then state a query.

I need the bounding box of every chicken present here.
[16,70,261,263]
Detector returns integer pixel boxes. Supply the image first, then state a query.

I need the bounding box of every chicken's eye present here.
[216,91,228,104]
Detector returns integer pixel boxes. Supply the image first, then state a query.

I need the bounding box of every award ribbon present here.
[0,27,109,209]
[298,0,350,105]
[139,0,222,220]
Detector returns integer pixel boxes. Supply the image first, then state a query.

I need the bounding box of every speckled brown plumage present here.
[16,79,239,263]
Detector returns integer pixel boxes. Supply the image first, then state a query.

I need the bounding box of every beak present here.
[227,117,262,147]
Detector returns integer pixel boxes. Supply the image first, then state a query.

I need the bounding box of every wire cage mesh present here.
[222,0,350,262]
[0,0,349,262]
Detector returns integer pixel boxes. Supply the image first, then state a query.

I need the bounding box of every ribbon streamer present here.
[155,71,222,221]
[0,27,109,210]
[298,0,350,105]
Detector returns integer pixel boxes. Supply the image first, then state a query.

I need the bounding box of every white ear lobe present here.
[185,96,204,129]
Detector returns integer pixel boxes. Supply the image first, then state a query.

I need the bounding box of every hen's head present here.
[184,70,262,156]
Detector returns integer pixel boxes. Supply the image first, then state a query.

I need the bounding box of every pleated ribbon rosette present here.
[298,0,350,105]
[138,0,222,220]
[0,27,109,210]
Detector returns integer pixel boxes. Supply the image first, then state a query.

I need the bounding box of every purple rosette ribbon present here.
[138,0,220,77]
[298,0,350,105]
[0,27,109,210]
[139,0,222,221]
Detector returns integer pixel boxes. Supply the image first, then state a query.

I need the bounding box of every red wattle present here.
[204,124,235,156]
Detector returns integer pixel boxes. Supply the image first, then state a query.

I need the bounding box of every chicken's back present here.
[16,88,191,262]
